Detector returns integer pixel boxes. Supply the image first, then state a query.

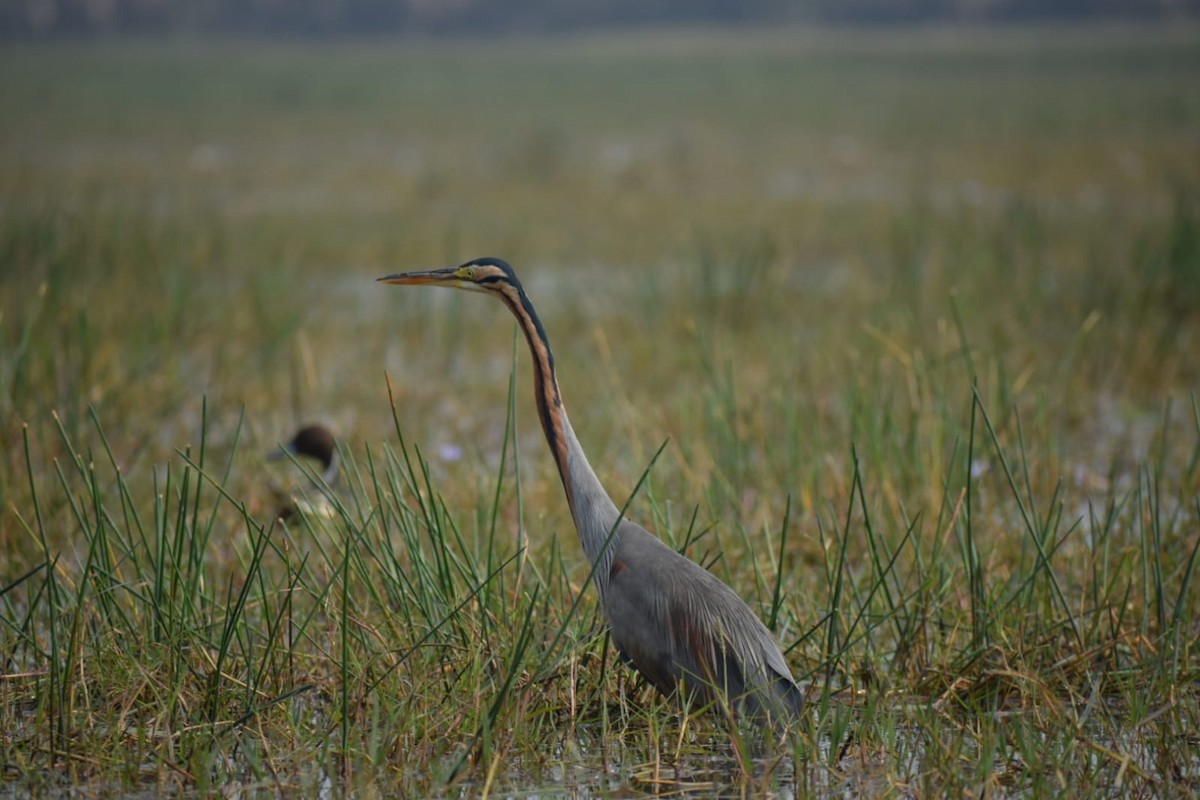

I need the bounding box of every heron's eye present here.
[455,265,476,281]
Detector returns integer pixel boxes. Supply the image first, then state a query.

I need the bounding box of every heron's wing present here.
[603,525,683,697]
[605,522,797,716]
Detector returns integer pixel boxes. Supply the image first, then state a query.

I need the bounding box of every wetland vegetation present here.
[2,24,1200,796]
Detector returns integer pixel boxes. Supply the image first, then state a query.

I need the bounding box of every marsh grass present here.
[2,24,1200,797]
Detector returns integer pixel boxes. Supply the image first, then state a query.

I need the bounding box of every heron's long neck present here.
[497,284,623,588]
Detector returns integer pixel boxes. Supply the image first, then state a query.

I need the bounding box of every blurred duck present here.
[267,424,340,521]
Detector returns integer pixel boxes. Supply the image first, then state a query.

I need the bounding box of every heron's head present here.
[378,257,521,295]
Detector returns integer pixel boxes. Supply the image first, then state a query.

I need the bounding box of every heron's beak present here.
[377,267,463,287]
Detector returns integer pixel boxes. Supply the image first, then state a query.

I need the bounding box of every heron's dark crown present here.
[460,256,513,273]
[459,257,524,288]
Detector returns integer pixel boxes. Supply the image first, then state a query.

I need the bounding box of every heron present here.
[267,424,340,521]
[379,258,804,722]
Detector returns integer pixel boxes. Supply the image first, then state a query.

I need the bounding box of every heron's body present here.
[605,519,804,718]
[381,258,802,721]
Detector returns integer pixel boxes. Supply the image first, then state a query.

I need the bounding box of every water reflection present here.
[448,723,813,798]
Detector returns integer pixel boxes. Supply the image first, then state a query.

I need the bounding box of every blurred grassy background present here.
[1,24,1199,793]
[3,26,1197,544]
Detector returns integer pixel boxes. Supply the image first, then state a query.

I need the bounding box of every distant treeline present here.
[1,0,1196,38]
